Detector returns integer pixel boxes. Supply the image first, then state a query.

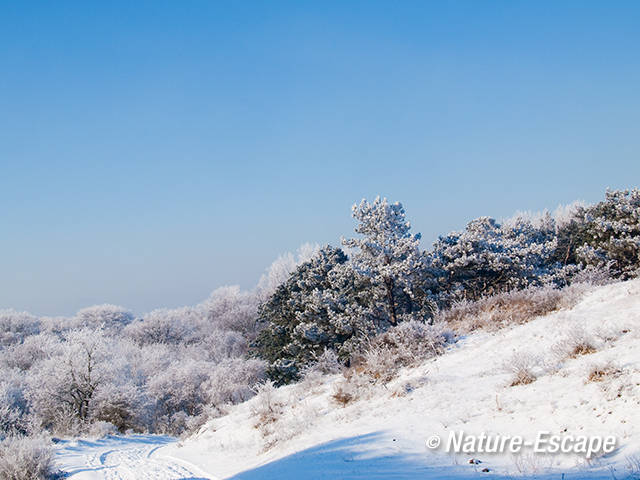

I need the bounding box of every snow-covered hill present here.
[57,279,640,479]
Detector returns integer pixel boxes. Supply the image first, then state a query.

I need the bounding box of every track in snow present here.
[55,434,215,480]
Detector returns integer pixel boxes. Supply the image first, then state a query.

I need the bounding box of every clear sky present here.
[1,1,639,316]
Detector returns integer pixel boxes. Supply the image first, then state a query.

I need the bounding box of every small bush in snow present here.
[506,353,538,387]
[563,327,599,359]
[250,381,291,449]
[368,320,453,366]
[331,381,355,407]
[0,435,55,480]
[331,372,373,407]
[301,348,344,377]
[251,381,282,427]
[586,363,622,383]
[85,421,118,439]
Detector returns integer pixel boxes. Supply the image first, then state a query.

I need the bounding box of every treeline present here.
[253,189,640,383]
[0,188,638,441]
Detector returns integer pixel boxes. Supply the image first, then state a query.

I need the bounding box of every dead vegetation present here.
[438,284,588,333]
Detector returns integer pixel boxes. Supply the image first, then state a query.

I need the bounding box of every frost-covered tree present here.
[200,285,260,338]
[342,197,435,325]
[27,329,114,432]
[431,215,558,302]
[0,310,40,347]
[253,245,349,384]
[256,243,320,301]
[125,307,199,346]
[254,199,437,384]
[574,189,640,278]
[74,304,135,333]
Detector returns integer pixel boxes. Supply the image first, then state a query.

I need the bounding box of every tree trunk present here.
[385,278,398,325]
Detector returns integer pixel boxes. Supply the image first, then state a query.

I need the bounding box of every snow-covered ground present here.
[55,435,215,479]
[56,279,640,479]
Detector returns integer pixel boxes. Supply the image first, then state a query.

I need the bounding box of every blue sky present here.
[1,1,639,316]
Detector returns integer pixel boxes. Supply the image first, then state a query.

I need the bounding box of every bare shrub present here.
[438,284,587,333]
[302,348,344,378]
[587,363,622,383]
[331,382,355,407]
[250,380,288,450]
[251,381,283,431]
[330,372,372,407]
[345,321,452,387]
[368,321,453,366]
[563,327,599,359]
[506,352,538,386]
[354,346,398,383]
[0,435,55,480]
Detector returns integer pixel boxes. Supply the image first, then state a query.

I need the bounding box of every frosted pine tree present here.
[342,197,434,327]
[431,215,558,302]
[575,188,640,278]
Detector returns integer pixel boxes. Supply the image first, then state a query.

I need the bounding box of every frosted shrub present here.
[0,310,40,347]
[558,327,598,359]
[0,435,55,480]
[74,304,134,333]
[147,360,210,419]
[251,380,281,426]
[90,382,144,433]
[369,320,453,366]
[431,215,558,302]
[575,189,640,279]
[0,371,28,435]
[301,348,344,379]
[358,346,398,383]
[85,421,118,439]
[250,380,287,449]
[124,307,198,345]
[1,333,61,371]
[505,352,538,386]
[201,330,247,362]
[331,370,374,407]
[206,358,266,407]
[200,286,260,338]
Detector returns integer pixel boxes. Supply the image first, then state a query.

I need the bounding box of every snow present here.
[55,434,215,479]
[56,279,640,479]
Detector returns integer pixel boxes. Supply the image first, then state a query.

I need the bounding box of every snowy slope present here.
[165,279,640,479]
[56,279,640,479]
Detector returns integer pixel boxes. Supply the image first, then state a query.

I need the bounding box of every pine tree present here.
[252,246,349,384]
[575,188,640,278]
[431,215,558,302]
[342,197,435,326]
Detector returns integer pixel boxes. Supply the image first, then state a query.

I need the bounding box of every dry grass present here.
[569,343,598,358]
[438,284,588,333]
[331,386,354,407]
[510,369,537,387]
[587,364,622,383]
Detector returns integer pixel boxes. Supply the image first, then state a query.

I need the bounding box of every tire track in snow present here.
[56,434,216,480]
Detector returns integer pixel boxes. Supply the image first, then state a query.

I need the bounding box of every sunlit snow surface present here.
[55,434,214,479]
